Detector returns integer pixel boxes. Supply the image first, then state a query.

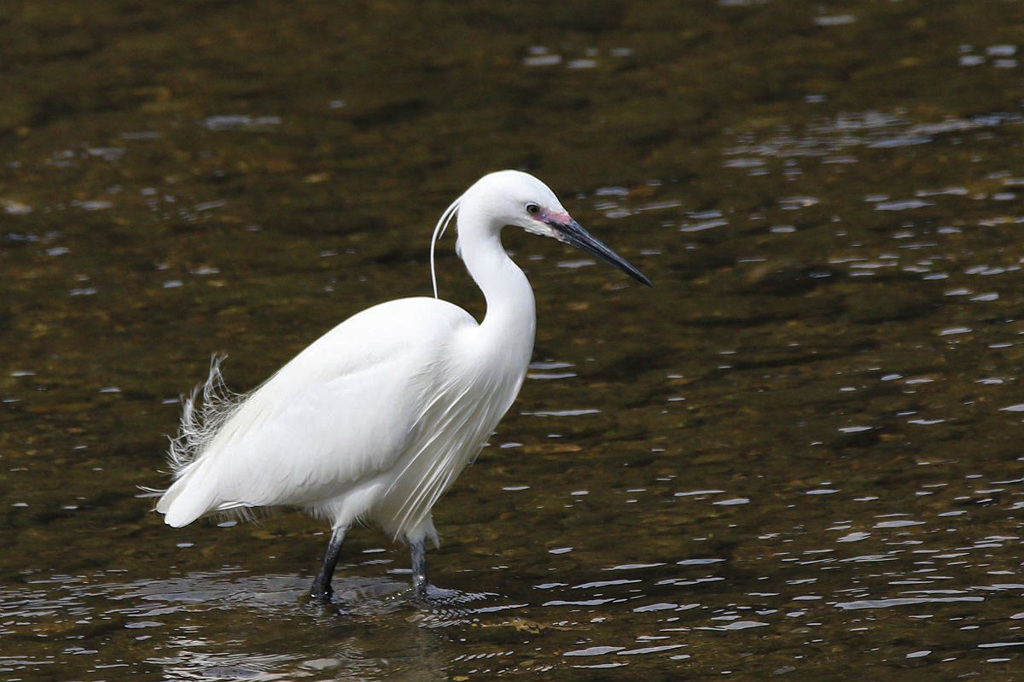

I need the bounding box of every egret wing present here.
[158,297,474,525]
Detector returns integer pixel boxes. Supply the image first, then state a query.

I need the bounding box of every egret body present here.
[155,170,650,602]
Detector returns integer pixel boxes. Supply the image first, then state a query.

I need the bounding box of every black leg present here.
[410,537,428,600]
[311,526,347,603]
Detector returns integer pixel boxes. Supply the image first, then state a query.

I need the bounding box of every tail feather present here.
[155,475,208,527]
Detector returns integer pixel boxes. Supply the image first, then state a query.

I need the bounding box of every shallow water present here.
[2,0,1024,679]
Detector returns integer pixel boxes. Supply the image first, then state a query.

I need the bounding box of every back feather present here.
[154,356,246,525]
[167,355,243,477]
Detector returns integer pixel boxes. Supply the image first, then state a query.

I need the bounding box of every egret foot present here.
[311,526,347,603]
[410,537,430,601]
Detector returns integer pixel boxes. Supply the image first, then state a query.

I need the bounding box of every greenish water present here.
[2,1,1024,679]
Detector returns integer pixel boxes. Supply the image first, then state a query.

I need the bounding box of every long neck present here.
[456,207,536,346]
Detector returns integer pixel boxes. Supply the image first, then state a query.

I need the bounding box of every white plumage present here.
[155,170,650,602]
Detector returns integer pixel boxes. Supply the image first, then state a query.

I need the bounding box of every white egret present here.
[155,170,651,602]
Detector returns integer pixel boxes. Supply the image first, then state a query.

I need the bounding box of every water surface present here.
[2,1,1024,679]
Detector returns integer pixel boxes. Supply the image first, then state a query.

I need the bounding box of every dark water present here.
[3,1,1024,679]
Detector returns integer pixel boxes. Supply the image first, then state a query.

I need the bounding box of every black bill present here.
[550,218,653,287]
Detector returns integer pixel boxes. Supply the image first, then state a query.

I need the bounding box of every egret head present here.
[461,170,567,237]
[431,170,651,296]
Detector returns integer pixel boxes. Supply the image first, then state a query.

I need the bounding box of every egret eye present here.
[526,203,540,216]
